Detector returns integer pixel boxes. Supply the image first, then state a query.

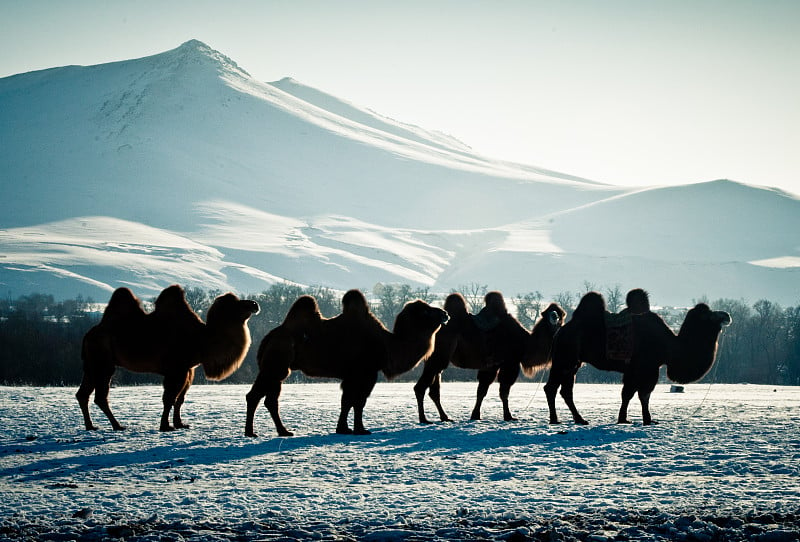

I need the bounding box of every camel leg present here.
[546,328,580,425]
[639,389,655,425]
[352,373,378,435]
[471,369,497,420]
[339,374,377,435]
[172,367,194,429]
[93,373,125,431]
[246,370,293,437]
[544,368,582,425]
[160,370,191,432]
[336,390,354,435]
[77,330,121,430]
[543,375,561,424]
[639,369,659,426]
[413,363,438,424]
[76,373,98,431]
[428,373,452,422]
[265,379,293,437]
[618,382,636,424]
[414,354,450,424]
[560,378,589,425]
[244,378,265,437]
[498,363,520,422]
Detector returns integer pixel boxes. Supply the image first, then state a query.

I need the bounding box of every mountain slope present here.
[1,40,797,306]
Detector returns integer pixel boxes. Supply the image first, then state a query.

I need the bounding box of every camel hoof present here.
[160,425,176,432]
[85,425,99,431]
[113,425,126,431]
[245,431,258,438]
[336,426,354,435]
[419,419,433,425]
[576,419,589,426]
[278,429,294,437]
[504,416,518,422]
[617,419,632,425]
[643,420,658,426]
[354,428,372,436]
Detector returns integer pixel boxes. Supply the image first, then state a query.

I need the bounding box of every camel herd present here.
[77,285,731,435]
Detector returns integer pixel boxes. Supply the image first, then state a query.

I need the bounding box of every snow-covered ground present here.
[1,382,798,541]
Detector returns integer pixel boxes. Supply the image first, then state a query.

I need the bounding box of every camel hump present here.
[101,287,145,325]
[283,295,323,331]
[341,289,388,333]
[342,289,370,316]
[484,291,507,315]
[572,291,606,322]
[473,291,510,331]
[443,293,469,319]
[626,288,651,314]
[153,285,203,328]
[155,285,192,314]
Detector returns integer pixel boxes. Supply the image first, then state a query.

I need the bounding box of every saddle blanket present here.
[604,312,634,361]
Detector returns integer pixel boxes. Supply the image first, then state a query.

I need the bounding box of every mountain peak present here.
[162,39,250,78]
[177,39,210,51]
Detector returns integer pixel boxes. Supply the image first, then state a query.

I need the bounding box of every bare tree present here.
[514,291,544,328]
[374,283,438,326]
[605,284,624,313]
[456,282,488,313]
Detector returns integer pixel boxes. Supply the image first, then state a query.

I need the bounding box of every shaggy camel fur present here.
[245,289,448,437]
[545,290,731,425]
[77,285,259,431]
[414,291,565,423]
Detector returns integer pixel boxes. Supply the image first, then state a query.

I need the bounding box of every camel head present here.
[666,303,732,384]
[543,302,567,329]
[206,293,260,325]
[521,302,566,376]
[201,293,260,381]
[384,300,449,379]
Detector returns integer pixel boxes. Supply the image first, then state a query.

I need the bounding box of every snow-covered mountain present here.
[1,40,798,306]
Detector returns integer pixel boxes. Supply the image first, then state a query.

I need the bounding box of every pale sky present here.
[1,0,798,195]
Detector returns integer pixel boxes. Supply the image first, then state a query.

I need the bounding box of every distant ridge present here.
[270,76,472,154]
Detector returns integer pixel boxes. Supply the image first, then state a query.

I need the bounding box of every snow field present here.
[1,383,799,540]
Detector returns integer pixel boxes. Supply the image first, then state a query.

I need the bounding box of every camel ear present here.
[548,310,559,326]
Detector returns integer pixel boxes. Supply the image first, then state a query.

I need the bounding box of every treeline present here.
[1,284,798,386]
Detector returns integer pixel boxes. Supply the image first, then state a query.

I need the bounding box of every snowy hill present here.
[1,40,798,306]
